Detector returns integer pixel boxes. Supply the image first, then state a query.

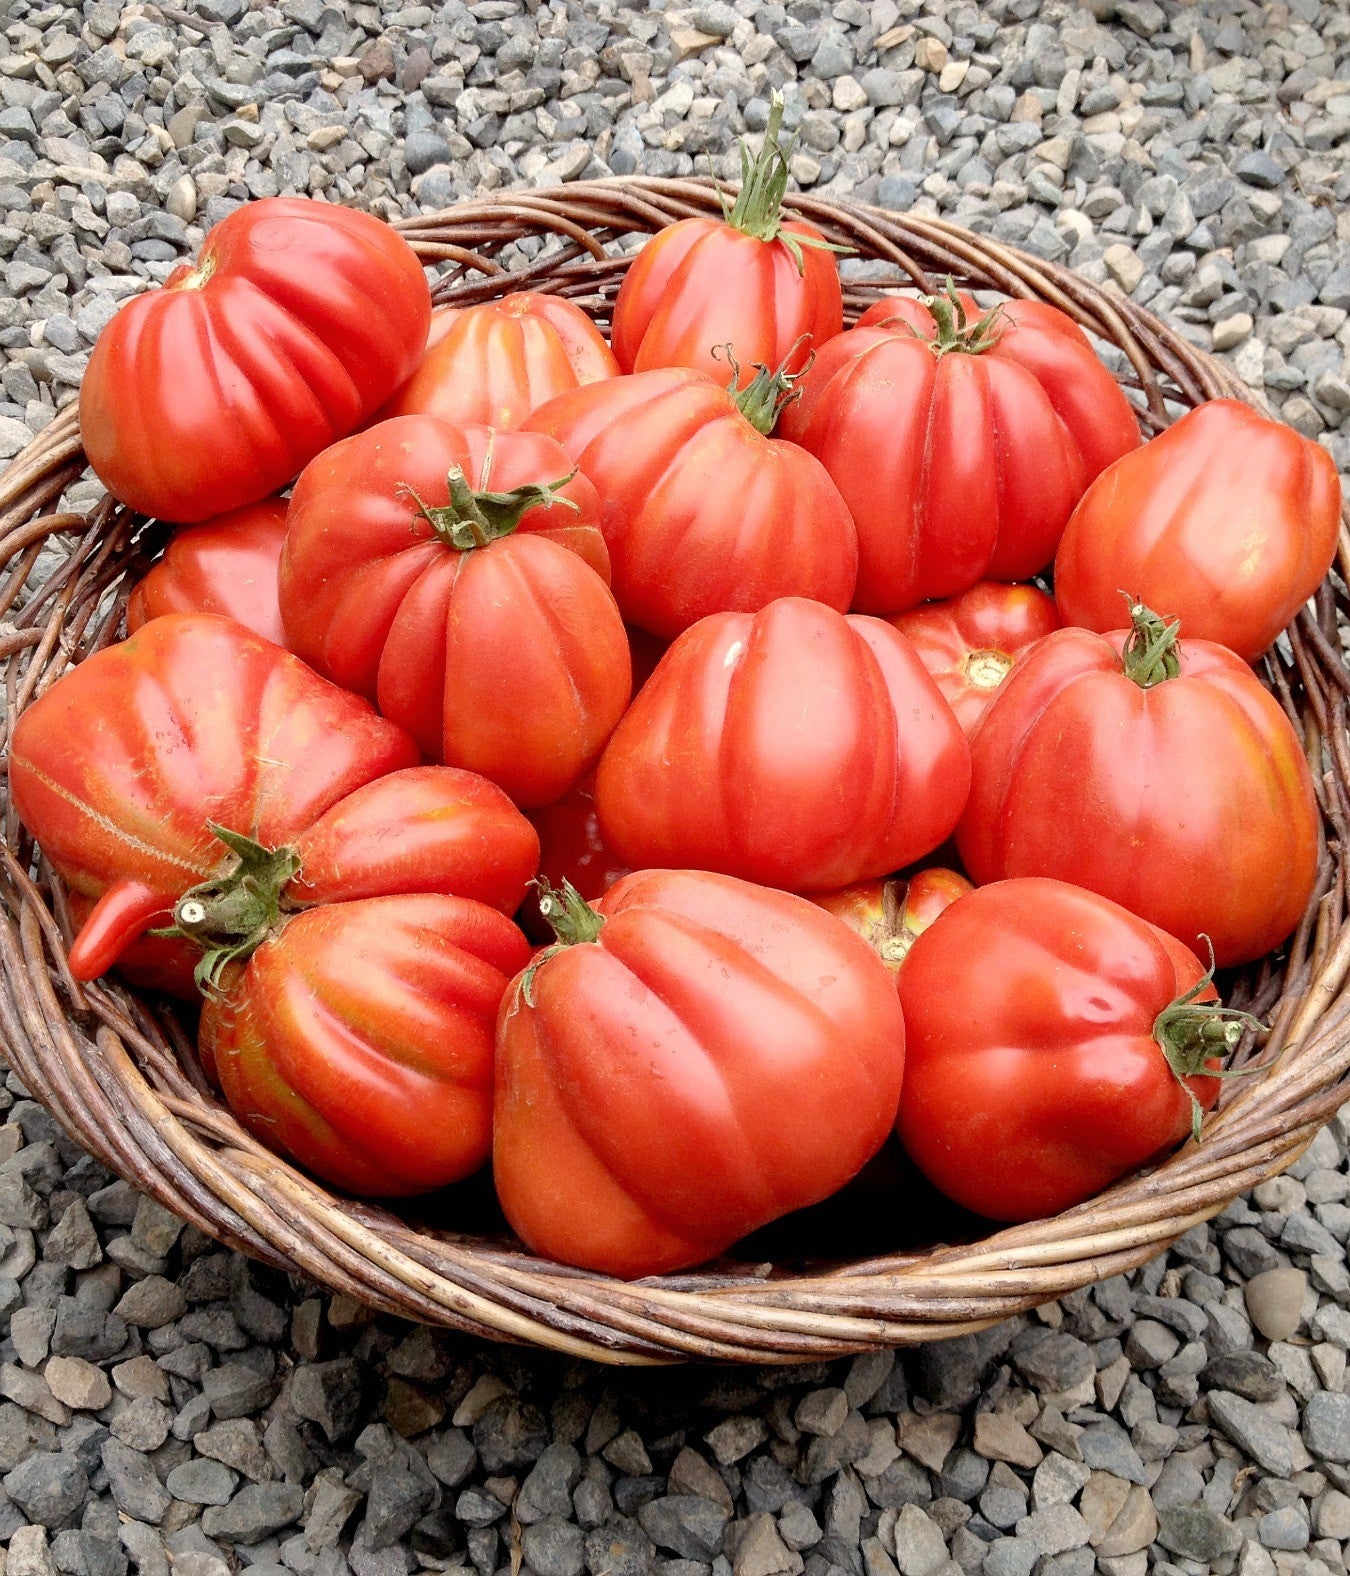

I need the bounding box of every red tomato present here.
[778,289,1141,612]
[611,101,842,385]
[1055,398,1343,663]
[956,605,1319,966]
[201,892,530,1196]
[493,871,906,1276]
[380,294,618,429]
[526,367,858,639]
[127,500,289,646]
[529,773,629,905]
[8,615,540,992]
[280,416,631,808]
[897,878,1237,1220]
[595,598,970,892]
[813,867,972,974]
[81,198,431,523]
[889,581,1063,735]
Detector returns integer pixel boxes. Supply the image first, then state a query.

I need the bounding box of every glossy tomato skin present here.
[493,869,906,1276]
[526,368,858,639]
[81,198,431,523]
[778,294,1141,613]
[280,415,630,809]
[9,616,542,993]
[127,500,289,646]
[813,867,972,975]
[1055,399,1343,662]
[610,217,843,385]
[890,581,1063,735]
[897,878,1221,1221]
[595,598,970,892]
[204,894,530,1196]
[956,626,1319,967]
[380,295,618,429]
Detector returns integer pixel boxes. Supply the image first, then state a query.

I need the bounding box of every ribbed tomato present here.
[127,500,289,646]
[778,289,1141,612]
[595,598,970,892]
[890,580,1063,735]
[379,294,618,429]
[9,616,540,993]
[526,366,857,639]
[493,871,906,1276]
[956,605,1319,966]
[611,100,842,385]
[813,867,972,975]
[279,416,630,808]
[81,198,431,523]
[200,891,531,1197]
[1055,398,1343,662]
[897,878,1240,1220]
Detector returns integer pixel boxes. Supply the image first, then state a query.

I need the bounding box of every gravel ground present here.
[2,2,1350,1576]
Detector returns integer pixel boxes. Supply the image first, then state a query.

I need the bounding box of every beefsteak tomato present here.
[9,616,540,991]
[280,416,630,808]
[595,597,970,892]
[1054,398,1343,662]
[777,287,1141,612]
[889,580,1063,735]
[956,604,1319,966]
[127,500,289,646]
[81,197,431,523]
[379,293,618,429]
[610,99,842,385]
[493,871,906,1276]
[526,366,857,639]
[897,877,1242,1220]
[197,887,530,1197]
[813,867,972,975]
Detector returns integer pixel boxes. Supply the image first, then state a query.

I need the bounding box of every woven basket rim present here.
[1,177,1347,1364]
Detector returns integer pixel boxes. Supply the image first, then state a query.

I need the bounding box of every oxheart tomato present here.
[778,289,1141,612]
[493,872,906,1276]
[200,894,531,1197]
[897,878,1236,1221]
[890,580,1063,735]
[127,500,289,646]
[526,366,857,639]
[813,867,972,975]
[81,198,431,523]
[1055,398,1343,662]
[595,598,970,892]
[280,416,630,808]
[611,101,842,385]
[380,294,618,429]
[956,606,1319,967]
[9,615,540,992]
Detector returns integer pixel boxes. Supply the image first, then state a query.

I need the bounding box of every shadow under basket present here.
[2,179,1349,1365]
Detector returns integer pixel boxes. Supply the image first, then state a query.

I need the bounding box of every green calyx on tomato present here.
[915,280,1007,357]
[721,95,849,273]
[521,877,604,1004]
[1121,598,1182,688]
[1152,951,1264,1142]
[722,346,811,435]
[401,462,579,552]
[159,826,301,995]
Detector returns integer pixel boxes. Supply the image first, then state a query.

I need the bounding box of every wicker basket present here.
[2,179,1348,1366]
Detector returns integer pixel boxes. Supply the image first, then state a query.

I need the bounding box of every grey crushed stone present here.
[0,2,1347,1575]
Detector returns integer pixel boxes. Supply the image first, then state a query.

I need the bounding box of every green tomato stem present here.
[156,825,301,996]
[1121,599,1182,688]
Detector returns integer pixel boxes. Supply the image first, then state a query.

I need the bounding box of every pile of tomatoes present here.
[13,123,1342,1281]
